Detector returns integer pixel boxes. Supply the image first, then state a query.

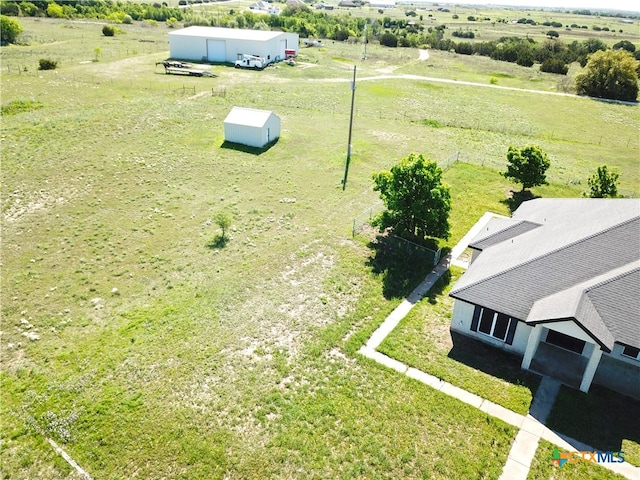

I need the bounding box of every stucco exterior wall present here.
[450,299,531,354]
[593,353,640,400]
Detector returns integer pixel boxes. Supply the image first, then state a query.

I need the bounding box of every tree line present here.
[2,1,638,100]
[0,0,185,22]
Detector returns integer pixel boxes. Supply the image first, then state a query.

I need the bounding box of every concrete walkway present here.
[358,213,640,480]
[498,376,561,480]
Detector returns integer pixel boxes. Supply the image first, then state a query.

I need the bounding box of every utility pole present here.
[362,24,367,60]
[342,65,356,191]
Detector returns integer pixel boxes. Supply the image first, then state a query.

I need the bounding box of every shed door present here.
[279,39,287,60]
[207,39,226,62]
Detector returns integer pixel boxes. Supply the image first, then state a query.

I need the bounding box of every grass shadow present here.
[448,331,541,395]
[220,138,279,155]
[546,384,640,462]
[365,234,440,300]
[206,234,229,249]
[500,189,538,214]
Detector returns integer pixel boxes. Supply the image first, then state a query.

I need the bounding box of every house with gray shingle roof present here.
[449,198,640,399]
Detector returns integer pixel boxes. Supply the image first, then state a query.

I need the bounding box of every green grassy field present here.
[1,15,639,479]
[528,440,628,480]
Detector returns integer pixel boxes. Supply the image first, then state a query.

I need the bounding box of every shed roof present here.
[169,26,284,41]
[450,198,640,350]
[224,107,278,128]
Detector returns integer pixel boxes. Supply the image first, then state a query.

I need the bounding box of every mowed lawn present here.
[1,17,639,479]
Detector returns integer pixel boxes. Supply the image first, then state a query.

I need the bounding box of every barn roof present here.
[224,107,278,128]
[168,26,284,41]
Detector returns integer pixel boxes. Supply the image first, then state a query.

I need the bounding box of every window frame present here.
[477,307,512,342]
[621,345,640,361]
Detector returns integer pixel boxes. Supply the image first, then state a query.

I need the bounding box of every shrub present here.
[452,29,474,39]
[333,29,349,41]
[540,57,568,75]
[452,14,458,19]
[380,32,398,47]
[467,15,476,21]
[454,42,473,55]
[46,2,64,18]
[38,58,58,70]
[1,100,43,116]
[613,40,636,53]
[546,30,559,38]
[122,14,133,24]
[102,25,115,36]
[0,15,23,44]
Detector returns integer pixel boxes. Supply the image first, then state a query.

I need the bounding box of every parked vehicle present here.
[234,54,265,70]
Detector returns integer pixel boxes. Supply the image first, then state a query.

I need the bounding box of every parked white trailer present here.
[168,27,298,66]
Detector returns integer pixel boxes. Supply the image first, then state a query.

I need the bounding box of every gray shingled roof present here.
[470,219,542,251]
[450,198,640,350]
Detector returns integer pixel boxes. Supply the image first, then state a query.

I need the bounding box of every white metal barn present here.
[223,107,281,148]
[168,26,298,65]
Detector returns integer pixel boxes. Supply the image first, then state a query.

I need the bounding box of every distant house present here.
[338,0,357,7]
[449,199,640,399]
[249,1,281,15]
[223,107,280,148]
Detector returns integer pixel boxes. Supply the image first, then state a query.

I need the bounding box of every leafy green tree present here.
[372,153,451,242]
[586,165,619,198]
[0,15,23,44]
[215,212,232,240]
[575,49,639,101]
[503,145,551,192]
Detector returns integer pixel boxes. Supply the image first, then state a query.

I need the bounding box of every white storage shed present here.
[223,107,281,148]
[168,26,298,65]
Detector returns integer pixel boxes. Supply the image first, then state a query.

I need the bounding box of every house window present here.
[622,345,640,360]
[477,308,512,342]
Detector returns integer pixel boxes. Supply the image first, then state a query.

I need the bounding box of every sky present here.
[425,0,640,13]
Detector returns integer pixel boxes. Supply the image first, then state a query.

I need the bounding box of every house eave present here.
[525,317,613,353]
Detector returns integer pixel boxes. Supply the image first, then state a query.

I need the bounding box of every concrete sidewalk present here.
[498,376,561,480]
